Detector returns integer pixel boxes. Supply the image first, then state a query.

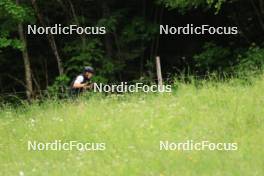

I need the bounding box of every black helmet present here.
[84,66,94,73]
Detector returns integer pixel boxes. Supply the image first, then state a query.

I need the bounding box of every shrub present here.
[236,44,264,74]
[194,42,233,73]
[46,74,70,98]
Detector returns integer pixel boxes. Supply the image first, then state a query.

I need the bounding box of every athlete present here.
[70,66,94,95]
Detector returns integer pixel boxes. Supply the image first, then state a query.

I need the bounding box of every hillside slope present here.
[0,77,264,176]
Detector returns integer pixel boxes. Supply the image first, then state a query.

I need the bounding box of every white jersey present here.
[74,75,85,84]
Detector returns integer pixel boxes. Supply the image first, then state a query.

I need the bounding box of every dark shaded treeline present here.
[0,0,263,99]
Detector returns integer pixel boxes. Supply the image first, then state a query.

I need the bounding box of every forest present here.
[0,0,264,100]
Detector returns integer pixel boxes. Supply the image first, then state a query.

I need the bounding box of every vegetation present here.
[0,1,263,175]
[0,0,264,100]
[0,75,264,175]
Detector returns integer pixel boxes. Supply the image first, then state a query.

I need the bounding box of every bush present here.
[46,74,70,98]
[194,42,233,73]
[236,44,264,74]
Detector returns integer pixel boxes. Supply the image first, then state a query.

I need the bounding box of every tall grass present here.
[0,75,264,175]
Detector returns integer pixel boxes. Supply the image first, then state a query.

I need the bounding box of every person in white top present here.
[70,66,94,95]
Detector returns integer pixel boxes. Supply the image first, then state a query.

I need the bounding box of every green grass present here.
[0,76,264,176]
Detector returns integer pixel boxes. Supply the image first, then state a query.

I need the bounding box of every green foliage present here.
[237,44,264,73]
[116,17,158,66]
[0,0,34,50]
[97,10,124,32]
[47,74,70,98]
[115,17,158,73]
[157,0,203,10]
[0,37,23,50]
[194,42,232,72]
[0,0,263,95]
[64,14,157,83]
[63,38,110,82]
[0,0,34,22]
[64,39,104,73]
[157,0,229,13]
[121,17,157,44]
[194,42,264,76]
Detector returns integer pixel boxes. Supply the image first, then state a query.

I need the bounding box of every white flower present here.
[19,171,24,176]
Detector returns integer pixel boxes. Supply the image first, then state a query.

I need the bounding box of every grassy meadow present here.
[0,76,264,176]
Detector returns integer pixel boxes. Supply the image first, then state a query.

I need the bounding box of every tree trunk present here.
[250,0,264,31]
[259,0,264,15]
[140,0,146,76]
[150,6,158,63]
[67,0,86,51]
[16,0,33,100]
[102,1,113,58]
[31,0,64,75]
[32,71,42,97]
[154,6,164,57]
[43,58,49,88]
[232,5,251,44]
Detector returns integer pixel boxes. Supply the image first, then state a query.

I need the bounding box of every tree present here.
[157,0,228,12]
[31,0,64,75]
[17,12,33,100]
[0,0,34,100]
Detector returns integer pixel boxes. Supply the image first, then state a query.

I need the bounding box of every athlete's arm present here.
[73,82,87,88]
[72,76,87,88]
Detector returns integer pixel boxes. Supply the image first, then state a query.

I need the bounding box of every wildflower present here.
[19,171,24,176]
